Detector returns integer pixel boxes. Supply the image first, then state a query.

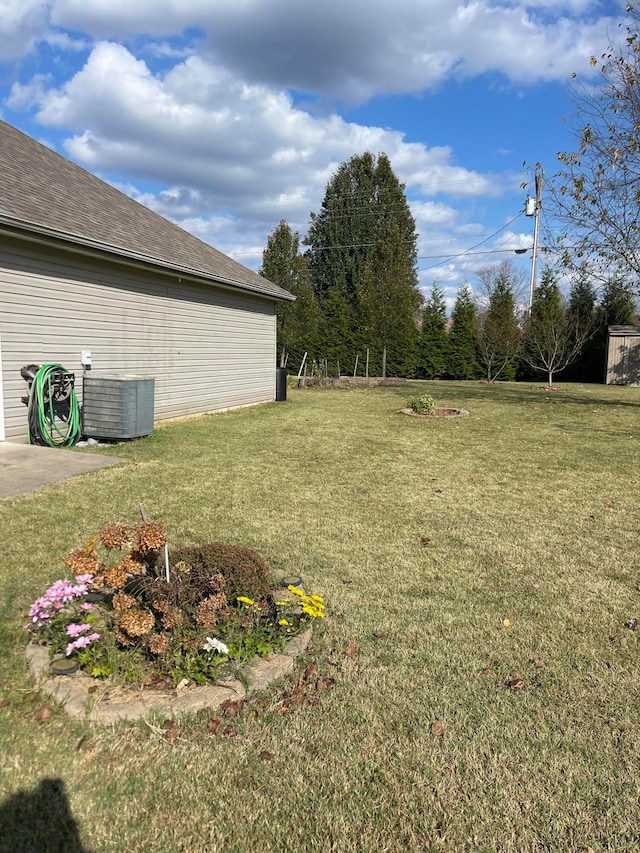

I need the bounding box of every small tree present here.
[522,267,596,386]
[418,284,449,379]
[475,263,523,381]
[447,284,480,379]
[261,221,319,367]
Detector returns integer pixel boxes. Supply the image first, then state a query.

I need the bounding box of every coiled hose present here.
[27,363,81,447]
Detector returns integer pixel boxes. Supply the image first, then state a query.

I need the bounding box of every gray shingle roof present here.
[0,120,293,301]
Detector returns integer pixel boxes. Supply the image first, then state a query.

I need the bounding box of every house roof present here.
[0,120,294,302]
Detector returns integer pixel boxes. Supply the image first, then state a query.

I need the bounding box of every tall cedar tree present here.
[447,285,480,379]
[418,285,449,378]
[475,265,522,381]
[306,152,420,376]
[261,221,319,368]
[523,266,596,386]
[563,271,599,381]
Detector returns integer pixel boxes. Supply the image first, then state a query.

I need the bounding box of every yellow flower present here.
[278,618,289,626]
[237,596,254,606]
[287,585,304,596]
[275,599,291,606]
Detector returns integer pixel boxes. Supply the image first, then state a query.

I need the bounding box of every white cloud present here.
[25,43,490,238]
[46,0,618,99]
[0,0,50,62]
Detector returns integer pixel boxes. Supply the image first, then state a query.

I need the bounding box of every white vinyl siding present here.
[0,238,277,441]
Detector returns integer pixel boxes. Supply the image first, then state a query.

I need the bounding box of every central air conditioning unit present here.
[82,374,155,440]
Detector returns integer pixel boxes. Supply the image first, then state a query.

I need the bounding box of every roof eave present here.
[0,213,296,302]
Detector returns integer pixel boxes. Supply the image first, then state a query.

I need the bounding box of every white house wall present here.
[0,238,277,441]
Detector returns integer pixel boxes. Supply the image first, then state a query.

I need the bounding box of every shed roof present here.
[608,325,640,336]
[0,120,293,302]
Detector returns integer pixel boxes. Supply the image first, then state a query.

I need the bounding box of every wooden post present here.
[353,355,359,377]
[365,348,369,378]
[297,352,307,387]
[382,346,387,379]
[337,360,341,379]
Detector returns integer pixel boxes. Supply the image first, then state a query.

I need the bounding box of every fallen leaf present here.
[626,618,637,631]
[0,699,9,709]
[75,735,88,752]
[419,536,431,547]
[207,717,221,735]
[533,657,545,669]
[223,727,238,737]
[186,763,195,772]
[26,691,40,703]
[259,750,274,761]
[478,573,488,580]
[503,619,512,628]
[509,678,525,692]
[433,489,443,494]
[88,685,98,694]
[166,727,178,745]
[34,705,51,723]
[431,720,445,736]
[603,498,614,506]
[316,676,336,692]
[305,662,319,678]
[345,643,358,656]
[373,632,390,640]
[467,477,476,484]
[481,668,495,677]
[342,579,353,585]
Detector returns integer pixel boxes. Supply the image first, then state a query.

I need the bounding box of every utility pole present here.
[525,167,543,308]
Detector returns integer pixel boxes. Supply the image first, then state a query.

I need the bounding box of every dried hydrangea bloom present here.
[103,563,127,590]
[64,548,99,576]
[208,572,226,592]
[148,633,170,655]
[136,521,168,553]
[150,596,171,614]
[120,554,146,576]
[161,606,183,630]
[112,592,137,612]
[113,625,136,647]
[99,522,131,550]
[118,608,155,638]
[195,593,228,627]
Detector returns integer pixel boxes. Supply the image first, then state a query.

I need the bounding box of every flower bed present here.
[25,519,325,699]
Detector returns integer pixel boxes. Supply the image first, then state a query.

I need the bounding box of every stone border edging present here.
[25,628,312,725]
[400,407,469,418]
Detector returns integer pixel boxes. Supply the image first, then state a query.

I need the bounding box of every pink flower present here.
[66,623,91,638]
[87,633,100,642]
[80,602,93,612]
[75,574,94,585]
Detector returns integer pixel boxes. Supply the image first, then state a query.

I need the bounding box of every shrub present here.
[169,542,272,603]
[406,394,436,414]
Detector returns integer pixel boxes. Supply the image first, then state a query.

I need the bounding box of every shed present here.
[605,325,640,385]
[0,120,294,442]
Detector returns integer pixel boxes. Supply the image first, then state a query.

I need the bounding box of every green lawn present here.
[1,381,639,852]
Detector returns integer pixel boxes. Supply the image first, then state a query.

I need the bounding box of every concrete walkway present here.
[0,442,126,499]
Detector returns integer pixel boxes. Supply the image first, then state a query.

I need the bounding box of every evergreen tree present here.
[359,220,421,376]
[586,275,638,382]
[418,285,448,379]
[447,284,480,379]
[475,265,522,381]
[523,266,595,386]
[564,271,598,381]
[306,152,419,375]
[260,221,319,368]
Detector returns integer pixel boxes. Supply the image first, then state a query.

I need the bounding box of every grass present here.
[1,380,640,852]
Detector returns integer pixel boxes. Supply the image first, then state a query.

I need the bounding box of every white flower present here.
[202,636,229,655]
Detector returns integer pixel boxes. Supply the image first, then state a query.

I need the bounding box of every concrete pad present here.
[0,441,126,499]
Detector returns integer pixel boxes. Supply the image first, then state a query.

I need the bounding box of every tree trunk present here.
[382,346,387,379]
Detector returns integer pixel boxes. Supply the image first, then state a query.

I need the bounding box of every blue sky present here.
[0,0,628,310]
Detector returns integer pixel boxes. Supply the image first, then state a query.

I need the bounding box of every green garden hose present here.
[27,363,81,447]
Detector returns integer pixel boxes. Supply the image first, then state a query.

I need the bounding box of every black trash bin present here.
[276,367,287,402]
